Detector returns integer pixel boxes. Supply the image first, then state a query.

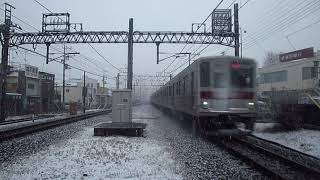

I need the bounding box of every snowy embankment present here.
[254,123,320,158]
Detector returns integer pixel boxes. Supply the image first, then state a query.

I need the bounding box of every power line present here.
[160,0,225,73]
[243,0,320,49]
[286,18,320,37]
[15,46,113,79]
[48,45,110,75]
[168,0,245,74]
[1,6,113,76]
[32,0,120,73]
[0,8,39,32]
[87,43,121,72]
[170,0,253,74]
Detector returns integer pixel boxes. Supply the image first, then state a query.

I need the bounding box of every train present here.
[151,56,257,136]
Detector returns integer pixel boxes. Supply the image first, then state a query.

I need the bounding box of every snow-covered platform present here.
[94,122,147,137]
[254,123,320,158]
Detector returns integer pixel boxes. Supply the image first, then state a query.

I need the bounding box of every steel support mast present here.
[234,3,240,57]
[0,3,15,121]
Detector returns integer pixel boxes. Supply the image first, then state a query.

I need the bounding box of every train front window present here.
[214,72,227,88]
[231,66,254,88]
[200,62,210,87]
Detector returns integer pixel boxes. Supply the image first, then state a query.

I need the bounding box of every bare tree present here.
[263,51,280,67]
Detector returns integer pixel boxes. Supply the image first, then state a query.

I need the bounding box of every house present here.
[56,76,99,109]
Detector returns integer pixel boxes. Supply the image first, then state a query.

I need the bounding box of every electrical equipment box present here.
[112,89,132,122]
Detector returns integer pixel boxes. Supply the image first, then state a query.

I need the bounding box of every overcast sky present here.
[2,0,320,88]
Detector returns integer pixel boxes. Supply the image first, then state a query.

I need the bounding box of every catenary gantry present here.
[10,31,235,46]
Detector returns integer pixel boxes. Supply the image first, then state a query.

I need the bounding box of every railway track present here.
[0,115,57,126]
[0,110,111,142]
[218,134,320,180]
[303,124,320,130]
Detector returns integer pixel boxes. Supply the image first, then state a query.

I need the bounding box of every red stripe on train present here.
[200,91,254,99]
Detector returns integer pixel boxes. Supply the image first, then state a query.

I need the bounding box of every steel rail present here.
[0,110,111,142]
[0,115,55,126]
[220,134,320,180]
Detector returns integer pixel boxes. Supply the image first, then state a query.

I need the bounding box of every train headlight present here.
[203,101,208,105]
[248,102,255,106]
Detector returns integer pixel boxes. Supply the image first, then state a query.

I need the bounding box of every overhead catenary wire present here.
[2,1,118,80]
[242,0,320,49]
[221,0,320,55]
[160,0,225,74]
[32,0,121,73]
[169,0,253,74]
[169,0,250,74]
[16,45,116,80]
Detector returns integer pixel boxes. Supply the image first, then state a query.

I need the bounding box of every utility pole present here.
[83,71,86,114]
[240,27,243,58]
[62,44,66,111]
[48,44,79,112]
[234,3,240,57]
[127,18,133,90]
[116,73,120,89]
[0,3,15,121]
[127,18,134,122]
[102,74,105,92]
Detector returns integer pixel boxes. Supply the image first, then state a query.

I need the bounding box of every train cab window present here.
[231,67,254,88]
[214,72,227,88]
[200,62,210,87]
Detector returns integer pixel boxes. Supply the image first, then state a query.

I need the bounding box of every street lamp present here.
[240,28,247,58]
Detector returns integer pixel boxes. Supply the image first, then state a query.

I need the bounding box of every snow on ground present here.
[0,104,268,179]
[1,128,181,179]
[0,107,182,180]
[254,123,320,158]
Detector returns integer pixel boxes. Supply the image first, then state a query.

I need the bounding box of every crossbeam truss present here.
[10,31,235,46]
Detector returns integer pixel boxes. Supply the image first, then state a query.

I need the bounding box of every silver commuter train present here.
[151,56,257,135]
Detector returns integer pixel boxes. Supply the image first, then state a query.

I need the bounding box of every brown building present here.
[6,70,26,116]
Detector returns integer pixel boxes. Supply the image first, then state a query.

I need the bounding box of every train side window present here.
[200,62,210,87]
[173,84,175,96]
[183,77,186,95]
[176,82,179,96]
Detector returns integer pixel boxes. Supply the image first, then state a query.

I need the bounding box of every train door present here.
[191,72,195,109]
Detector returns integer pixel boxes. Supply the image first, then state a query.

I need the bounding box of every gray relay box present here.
[112,89,132,122]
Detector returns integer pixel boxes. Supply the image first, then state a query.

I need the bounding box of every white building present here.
[57,76,100,108]
[258,48,320,93]
[257,48,320,104]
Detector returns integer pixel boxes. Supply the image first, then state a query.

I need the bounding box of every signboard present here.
[212,9,232,33]
[279,47,314,62]
[25,64,39,78]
